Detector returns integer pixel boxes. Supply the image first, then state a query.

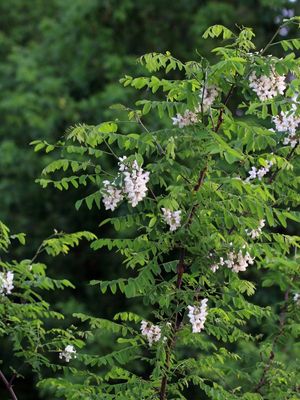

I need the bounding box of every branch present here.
[260,23,285,55]
[132,109,165,155]
[159,166,208,400]
[159,81,234,399]
[214,83,235,133]
[185,165,208,228]
[268,144,298,183]
[0,370,18,400]
[30,231,59,264]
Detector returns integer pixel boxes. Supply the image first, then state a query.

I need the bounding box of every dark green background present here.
[0,0,299,398]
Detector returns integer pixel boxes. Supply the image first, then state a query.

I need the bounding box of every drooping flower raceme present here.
[59,345,77,362]
[0,271,14,296]
[122,160,150,207]
[283,133,299,148]
[246,219,265,239]
[140,320,162,346]
[187,298,208,333]
[162,208,181,231]
[211,249,254,273]
[273,110,300,148]
[245,161,273,182]
[225,250,254,273]
[102,180,124,211]
[101,156,150,210]
[249,71,286,101]
[172,110,198,128]
[273,110,300,135]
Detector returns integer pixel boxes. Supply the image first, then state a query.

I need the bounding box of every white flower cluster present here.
[59,345,76,362]
[273,111,300,148]
[171,85,218,128]
[122,159,150,207]
[246,219,265,239]
[249,71,286,101]
[273,110,300,135]
[293,293,300,305]
[210,262,219,273]
[225,250,254,273]
[140,320,161,347]
[187,298,208,333]
[102,156,150,210]
[0,271,14,296]
[208,252,219,272]
[172,109,198,128]
[199,85,219,111]
[102,180,123,211]
[245,160,273,182]
[283,133,299,148]
[162,208,181,231]
[211,249,254,273]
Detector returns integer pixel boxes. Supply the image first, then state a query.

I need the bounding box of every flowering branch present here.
[28,21,300,398]
[159,164,208,400]
[159,78,238,398]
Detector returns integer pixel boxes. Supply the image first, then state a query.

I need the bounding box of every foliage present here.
[0,221,95,398]
[28,18,300,399]
[1,1,300,399]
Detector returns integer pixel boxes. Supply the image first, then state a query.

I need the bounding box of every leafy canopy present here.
[2,18,300,400]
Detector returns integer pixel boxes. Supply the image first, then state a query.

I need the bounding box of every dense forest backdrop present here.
[0,0,299,398]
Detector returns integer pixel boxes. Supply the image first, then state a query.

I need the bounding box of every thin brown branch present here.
[0,370,18,400]
[159,165,208,400]
[159,81,235,399]
[214,109,224,133]
[30,232,58,264]
[193,166,208,192]
[159,367,168,400]
[133,110,165,155]
[214,83,235,133]
[9,373,16,386]
[186,165,208,226]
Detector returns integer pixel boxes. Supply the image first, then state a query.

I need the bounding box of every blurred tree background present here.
[0,0,299,398]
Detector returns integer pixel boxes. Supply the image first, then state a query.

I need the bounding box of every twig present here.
[133,110,165,155]
[159,248,186,400]
[214,83,235,133]
[9,374,16,386]
[0,370,18,400]
[148,187,158,202]
[159,75,236,400]
[268,144,298,183]
[260,24,284,55]
[30,232,58,264]
[159,165,208,400]
[103,138,119,160]
[179,173,193,185]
